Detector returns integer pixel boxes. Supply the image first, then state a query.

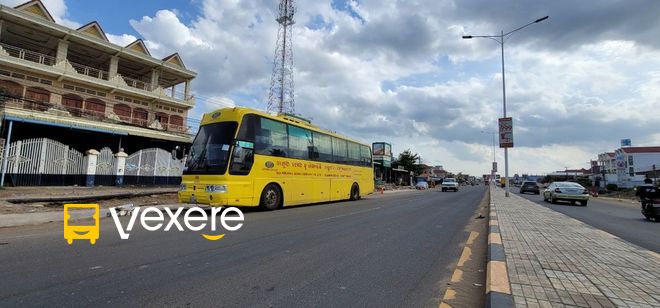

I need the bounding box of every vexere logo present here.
[64,204,244,245]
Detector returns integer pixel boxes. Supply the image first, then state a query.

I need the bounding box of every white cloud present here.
[106,33,138,47]
[24,0,659,176]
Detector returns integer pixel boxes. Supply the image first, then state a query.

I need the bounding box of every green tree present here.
[393,149,423,175]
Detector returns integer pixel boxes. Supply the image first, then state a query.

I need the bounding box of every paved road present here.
[0,186,486,307]
[516,191,660,252]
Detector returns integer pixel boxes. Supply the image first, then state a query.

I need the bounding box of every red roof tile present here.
[621,146,660,154]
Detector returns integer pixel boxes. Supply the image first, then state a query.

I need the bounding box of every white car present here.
[415,180,429,190]
[441,178,459,192]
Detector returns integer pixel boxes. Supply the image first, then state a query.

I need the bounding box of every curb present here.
[486,186,513,308]
[3,189,177,204]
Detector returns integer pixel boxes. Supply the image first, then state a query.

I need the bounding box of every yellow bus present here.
[178,107,374,210]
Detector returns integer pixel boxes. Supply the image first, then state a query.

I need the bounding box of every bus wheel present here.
[350,183,360,201]
[260,184,281,211]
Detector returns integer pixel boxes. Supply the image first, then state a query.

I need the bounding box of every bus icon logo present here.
[64,204,100,245]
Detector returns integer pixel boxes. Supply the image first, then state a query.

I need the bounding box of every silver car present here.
[543,182,589,206]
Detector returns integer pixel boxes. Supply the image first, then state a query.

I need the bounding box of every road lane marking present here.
[466,231,479,245]
[441,288,456,301]
[450,268,463,283]
[317,207,381,222]
[440,188,489,308]
[457,246,471,267]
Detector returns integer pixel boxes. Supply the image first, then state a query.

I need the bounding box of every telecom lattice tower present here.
[267,0,295,114]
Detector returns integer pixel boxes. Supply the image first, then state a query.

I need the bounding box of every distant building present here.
[418,164,432,181]
[0,0,196,152]
[547,169,589,179]
[595,152,617,187]
[613,146,660,188]
[430,165,445,177]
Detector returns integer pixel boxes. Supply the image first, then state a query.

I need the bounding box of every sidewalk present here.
[489,187,660,308]
[0,186,178,225]
[0,186,177,202]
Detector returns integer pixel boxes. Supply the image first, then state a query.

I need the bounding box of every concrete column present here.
[171,84,176,97]
[56,40,69,63]
[184,80,190,100]
[85,149,99,187]
[114,150,128,186]
[109,56,119,79]
[150,69,160,90]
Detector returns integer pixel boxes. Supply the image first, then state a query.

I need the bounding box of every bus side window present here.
[332,137,348,164]
[360,145,372,167]
[288,125,313,160]
[309,146,320,159]
[313,132,333,163]
[256,117,288,157]
[348,142,360,166]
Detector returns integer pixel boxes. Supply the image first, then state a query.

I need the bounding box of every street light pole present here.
[462,16,549,197]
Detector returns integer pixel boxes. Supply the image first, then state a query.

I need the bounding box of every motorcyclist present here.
[636,178,654,195]
[636,178,657,213]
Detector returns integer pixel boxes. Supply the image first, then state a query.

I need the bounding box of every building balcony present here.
[69,61,109,81]
[0,42,194,107]
[0,96,191,135]
[0,72,192,135]
[0,42,56,66]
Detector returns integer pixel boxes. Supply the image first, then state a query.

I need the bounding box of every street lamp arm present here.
[463,35,500,38]
[504,16,549,37]
[462,35,503,44]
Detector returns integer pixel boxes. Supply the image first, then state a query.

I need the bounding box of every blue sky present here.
[64,0,198,35]
[3,0,660,176]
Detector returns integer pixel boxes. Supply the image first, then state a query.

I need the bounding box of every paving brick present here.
[490,188,660,308]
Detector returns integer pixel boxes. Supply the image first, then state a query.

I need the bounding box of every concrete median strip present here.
[490,186,660,307]
[486,187,514,308]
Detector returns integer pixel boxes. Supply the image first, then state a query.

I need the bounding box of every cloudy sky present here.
[5,0,660,176]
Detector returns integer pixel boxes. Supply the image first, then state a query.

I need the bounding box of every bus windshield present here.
[184,122,238,175]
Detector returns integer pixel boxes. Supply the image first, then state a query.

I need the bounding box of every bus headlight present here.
[205,184,228,193]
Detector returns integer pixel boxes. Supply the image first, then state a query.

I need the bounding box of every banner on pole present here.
[498,117,513,148]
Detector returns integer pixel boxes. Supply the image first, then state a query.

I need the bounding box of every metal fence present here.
[123,148,183,185]
[0,138,86,186]
[0,138,183,186]
[94,147,116,186]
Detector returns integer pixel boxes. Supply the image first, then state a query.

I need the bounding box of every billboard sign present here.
[373,142,392,168]
[498,117,513,148]
[621,139,631,147]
